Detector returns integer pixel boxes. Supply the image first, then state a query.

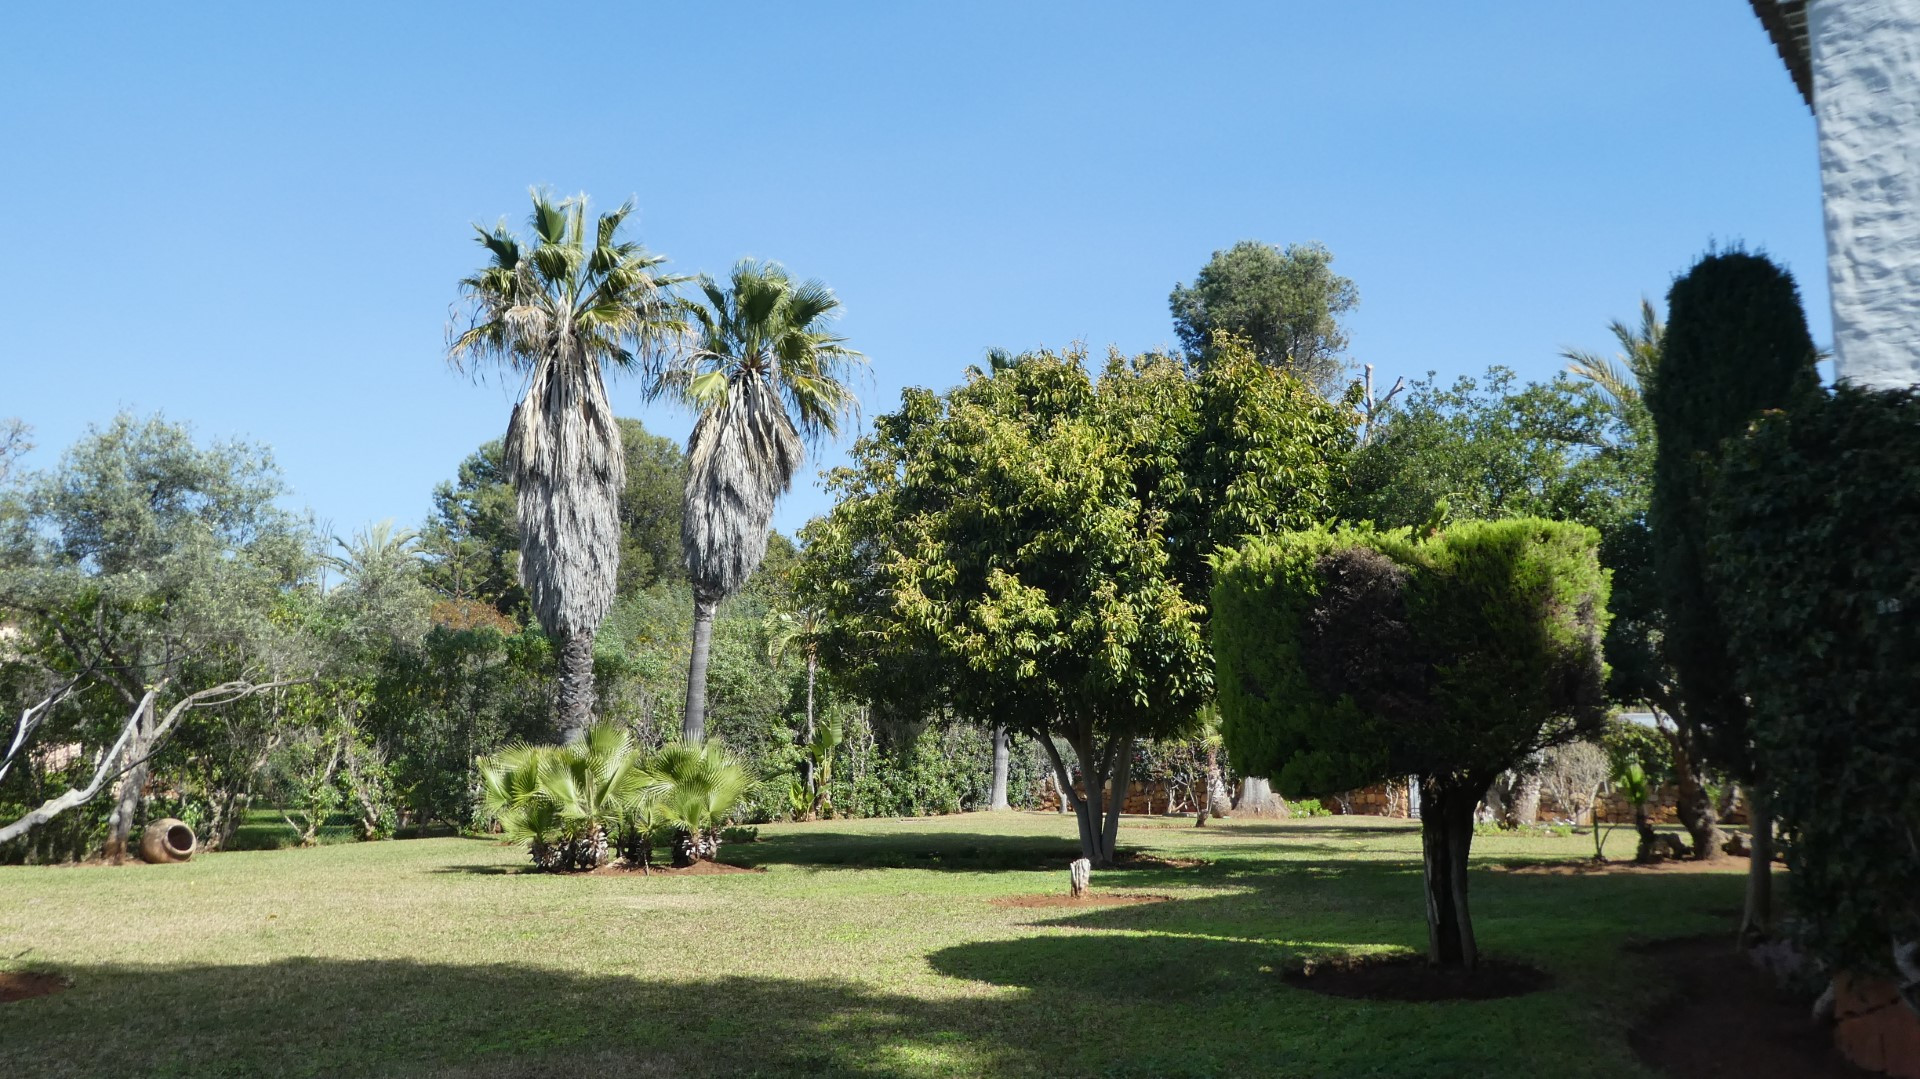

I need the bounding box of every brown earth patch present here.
[991,893,1172,909]
[1489,858,1746,876]
[1282,953,1552,1001]
[1628,934,1868,1078]
[592,861,763,877]
[1112,851,1206,870]
[0,971,67,1004]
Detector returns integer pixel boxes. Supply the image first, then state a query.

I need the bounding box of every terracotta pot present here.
[1833,972,1920,1078]
[139,818,196,863]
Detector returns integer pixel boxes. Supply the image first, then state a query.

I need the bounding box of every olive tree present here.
[0,414,314,858]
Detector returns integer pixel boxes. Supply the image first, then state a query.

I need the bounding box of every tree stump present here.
[1069,858,1091,898]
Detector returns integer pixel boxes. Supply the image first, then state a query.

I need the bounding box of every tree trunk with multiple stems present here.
[683,594,718,743]
[1419,775,1482,970]
[1038,732,1133,867]
[989,724,1010,811]
[1670,749,1725,859]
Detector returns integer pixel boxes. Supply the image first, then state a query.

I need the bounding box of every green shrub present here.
[641,740,755,866]
[1213,518,1608,968]
[1286,798,1331,818]
[1708,385,1920,974]
[478,724,651,872]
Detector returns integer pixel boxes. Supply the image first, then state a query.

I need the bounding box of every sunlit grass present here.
[0,812,1740,1077]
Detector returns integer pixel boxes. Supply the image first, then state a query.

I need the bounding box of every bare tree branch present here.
[0,676,309,849]
[0,675,84,786]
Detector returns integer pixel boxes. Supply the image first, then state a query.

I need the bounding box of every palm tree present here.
[641,740,754,865]
[449,190,685,739]
[1562,299,1664,408]
[479,723,653,871]
[765,603,827,786]
[669,260,863,742]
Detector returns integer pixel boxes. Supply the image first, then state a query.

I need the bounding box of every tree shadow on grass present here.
[0,857,1749,1079]
[723,829,1086,873]
[0,952,1456,1079]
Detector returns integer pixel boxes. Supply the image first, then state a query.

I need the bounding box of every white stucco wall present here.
[1812,0,1920,389]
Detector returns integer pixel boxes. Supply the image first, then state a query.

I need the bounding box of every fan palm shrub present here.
[669,261,864,741]
[449,190,687,739]
[479,723,652,871]
[641,740,754,865]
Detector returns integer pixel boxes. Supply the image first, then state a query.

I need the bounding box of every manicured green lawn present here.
[0,813,1737,1078]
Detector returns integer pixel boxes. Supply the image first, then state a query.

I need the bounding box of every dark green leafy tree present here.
[1170,240,1358,393]
[799,345,1351,864]
[1213,520,1609,969]
[448,190,686,739]
[1709,386,1920,976]
[420,440,526,620]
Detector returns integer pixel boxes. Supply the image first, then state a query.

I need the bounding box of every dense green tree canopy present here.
[798,343,1351,863]
[1212,519,1609,966]
[1645,250,1819,779]
[1169,240,1358,392]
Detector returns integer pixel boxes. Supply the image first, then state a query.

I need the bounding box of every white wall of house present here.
[1812,0,1920,389]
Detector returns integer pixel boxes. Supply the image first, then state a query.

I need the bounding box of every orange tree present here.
[796,343,1350,865]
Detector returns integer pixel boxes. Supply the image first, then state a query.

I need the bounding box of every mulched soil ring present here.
[1487,858,1747,877]
[1282,954,1553,1002]
[1628,934,1869,1078]
[591,861,763,876]
[1111,851,1207,870]
[991,893,1172,909]
[0,972,67,1004]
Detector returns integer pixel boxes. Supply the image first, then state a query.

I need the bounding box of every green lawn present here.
[0,812,1739,1078]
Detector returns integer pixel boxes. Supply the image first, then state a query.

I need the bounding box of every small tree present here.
[1539,741,1608,828]
[1213,520,1608,969]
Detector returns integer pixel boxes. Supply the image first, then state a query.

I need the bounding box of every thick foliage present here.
[798,345,1352,860]
[1709,386,1920,973]
[1644,250,1819,775]
[1169,240,1358,392]
[1213,519,1610,796]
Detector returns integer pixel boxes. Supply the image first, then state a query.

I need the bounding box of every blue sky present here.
[0,2,1823,539]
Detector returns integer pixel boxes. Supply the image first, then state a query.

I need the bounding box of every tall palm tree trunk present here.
[683,594,718,742]
[555,631,596,739]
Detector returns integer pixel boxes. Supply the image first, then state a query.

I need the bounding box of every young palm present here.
[670,260,863,741]
[765,604,828,777]
[641,740,754,865]
[449,190,686,738]
[479,723,652,871]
